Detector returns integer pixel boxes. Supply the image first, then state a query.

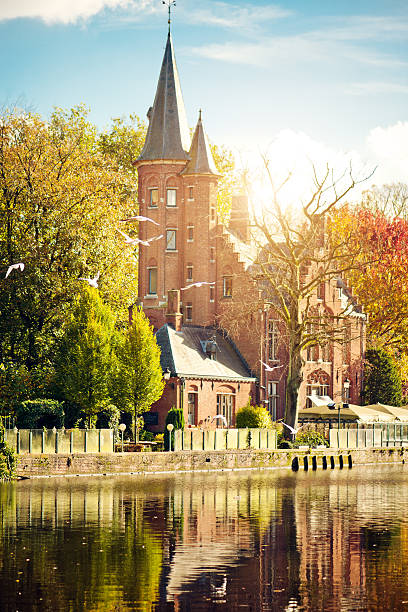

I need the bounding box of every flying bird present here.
[212,414,228,427]
[120,215,159,226]
[116,228,139,245]
[260,361,284,372]
[282,422,302,435]
[116,228,163,247]
[5,262,24,278]
[181,281,215,290]
[79,272,100,288]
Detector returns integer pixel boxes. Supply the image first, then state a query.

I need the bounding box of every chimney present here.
[166,289,182,331]
[229,195,250,242]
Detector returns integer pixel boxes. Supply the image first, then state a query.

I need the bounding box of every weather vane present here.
[162,0,176,32]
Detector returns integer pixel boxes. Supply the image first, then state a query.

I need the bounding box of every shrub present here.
[139,430,154,441]
[164,406,184,451]
[363,348,403,406]
[16,399,65,429]
[236,403,273,429]
[293,431,328,448]
[0,439,17,481]
[97,404,120,430]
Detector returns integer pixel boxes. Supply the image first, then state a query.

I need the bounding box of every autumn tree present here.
[0,106,138,368]
[243,163,369,434]
[114,307,164,440]
[363,348,402,407]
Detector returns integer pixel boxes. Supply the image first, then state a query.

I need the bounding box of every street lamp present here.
[167,423,174,452]
[118,423,126,452]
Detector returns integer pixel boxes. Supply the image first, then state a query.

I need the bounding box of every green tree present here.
[236,403,273,428]
[210,142,239,223]
[0,106,137,368]
[364,348,403,406]
[164,406,184,450]
[54,288,118,427]
[115,307,164,440]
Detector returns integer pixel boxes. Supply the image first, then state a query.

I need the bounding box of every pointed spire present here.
[137,32,190,162]
[182,111,219,176]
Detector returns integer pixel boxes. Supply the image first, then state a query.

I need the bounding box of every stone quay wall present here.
[16,447,408,479]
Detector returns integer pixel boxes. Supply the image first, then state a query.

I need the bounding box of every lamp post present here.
[341,378,350,430]
[118,423,126,452]
[167,423,174,452]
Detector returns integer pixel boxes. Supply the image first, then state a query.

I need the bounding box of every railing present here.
[330,423,408,448]
[174,428,277,452]
[5,429,114,454]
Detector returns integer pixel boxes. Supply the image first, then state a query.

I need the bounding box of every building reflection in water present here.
[1,467,408,610]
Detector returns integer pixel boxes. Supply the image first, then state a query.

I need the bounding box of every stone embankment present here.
[16,447,408,478]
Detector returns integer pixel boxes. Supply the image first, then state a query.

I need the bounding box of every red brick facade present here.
[135,32,366,430]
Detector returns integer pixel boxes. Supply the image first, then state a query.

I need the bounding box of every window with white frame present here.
[167,188,177,207]
[216,394,234,426]
[210,246,215,262]
[187,226,194,242]
[188,186,194,199]
[166,229,177,251]
[187,393,197,425]
[186,302,192,321]
[148,268,157,295]
[186,265,193,281]
[210,285,215,302]
[149,188,158,208]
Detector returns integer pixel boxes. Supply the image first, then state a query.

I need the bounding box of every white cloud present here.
[366,122,408,184]
[239,130,368,212]
[346,82,408,95]
[189,15,408,68]
[187,2,292,32]
[0,0,155,25]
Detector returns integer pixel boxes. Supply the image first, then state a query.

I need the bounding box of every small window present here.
[223,276,232,297]
[148,268,157,295]
[186,302,192,321]
[211,207,216,221]
[210,286,215,302]
[317,281,325,300]
[166,229,176,251]
[167,188,177,207]
[268,320,279,361]
[210,246,215,262]
[188,393,197,425]
[268,381,279,421]
[187,226,194,242]
[188,186,194,199]
[149,188,158,208]
[186,265,193,281]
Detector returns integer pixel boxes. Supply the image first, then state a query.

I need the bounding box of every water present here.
[1,465,408,611]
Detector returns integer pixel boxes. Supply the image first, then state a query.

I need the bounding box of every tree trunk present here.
[284,328,303,439]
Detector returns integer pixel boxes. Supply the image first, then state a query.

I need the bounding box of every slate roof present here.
[155,324,256,381]
[137,33,190,162]
[181,112,218,176]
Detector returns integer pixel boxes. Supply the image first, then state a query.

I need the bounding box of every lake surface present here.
[1,466,408,611]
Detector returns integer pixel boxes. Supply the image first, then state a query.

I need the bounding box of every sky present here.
[1,0,407,203]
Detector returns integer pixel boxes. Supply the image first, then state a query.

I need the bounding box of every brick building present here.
[134,31,365,430]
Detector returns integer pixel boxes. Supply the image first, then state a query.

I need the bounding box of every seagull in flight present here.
[120,215,159,226]
[181,281,215,290]
[116,228,163,246]
[79,272,100,288]
[5,262,24,278]
[282,422,302,435]
[260,361,284,372]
